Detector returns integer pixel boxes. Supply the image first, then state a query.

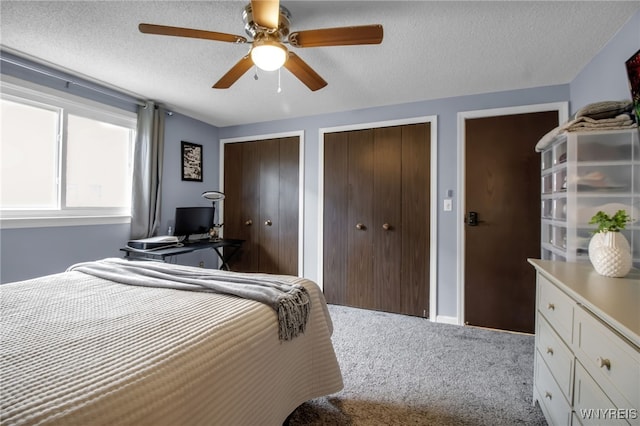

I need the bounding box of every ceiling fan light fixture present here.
[251,39,287,71]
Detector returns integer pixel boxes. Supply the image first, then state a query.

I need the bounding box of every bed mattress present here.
[1,266,343,425]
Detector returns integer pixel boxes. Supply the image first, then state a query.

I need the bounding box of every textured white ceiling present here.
[1,1,638,127]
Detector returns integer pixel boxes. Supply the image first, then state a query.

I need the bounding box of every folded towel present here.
[562,113,636,132]
[575,100,633,120]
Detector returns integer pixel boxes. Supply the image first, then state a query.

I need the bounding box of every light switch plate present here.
[444,199,452,211]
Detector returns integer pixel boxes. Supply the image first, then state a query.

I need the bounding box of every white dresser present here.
[528,259,639,426]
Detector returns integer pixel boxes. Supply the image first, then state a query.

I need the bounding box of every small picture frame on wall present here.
[181,141,203,182]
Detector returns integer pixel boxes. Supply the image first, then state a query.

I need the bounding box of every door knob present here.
[355,223,365,230]
[265,219,272,226]
[245,219,253,226]
[382,223,391,231]
[466,211,479,226]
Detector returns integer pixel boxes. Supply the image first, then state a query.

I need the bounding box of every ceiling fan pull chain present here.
[253,66,259,80]
[277,68,282,93]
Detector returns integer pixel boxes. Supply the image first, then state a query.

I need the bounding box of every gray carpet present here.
[287,304,547,425]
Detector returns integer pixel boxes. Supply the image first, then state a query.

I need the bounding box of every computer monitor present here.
[173,207,214,242]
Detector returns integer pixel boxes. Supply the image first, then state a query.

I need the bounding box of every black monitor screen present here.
[173,207,213,241]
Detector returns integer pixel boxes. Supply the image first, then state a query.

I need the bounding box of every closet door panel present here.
[278,137,299,276]
[401,123,430,316]
[224,142,254,272]
[239,141,261,272]
[259,138,281,274]
[223,142,243,241]
[347,129,375,308]
[323,133,349,305]
[373,126,402,312]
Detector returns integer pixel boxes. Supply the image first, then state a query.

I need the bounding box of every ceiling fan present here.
[138,0,383,91]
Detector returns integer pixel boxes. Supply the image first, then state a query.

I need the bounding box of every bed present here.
[1,258,343,426]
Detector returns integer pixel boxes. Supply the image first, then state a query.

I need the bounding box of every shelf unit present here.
[539,129,639,267]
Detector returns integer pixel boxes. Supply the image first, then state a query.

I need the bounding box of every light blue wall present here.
[159,112,220,268]
[570,10,639,114]
[0,224,130,283]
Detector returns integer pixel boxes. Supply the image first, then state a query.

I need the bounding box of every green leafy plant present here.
[589,210,630,233]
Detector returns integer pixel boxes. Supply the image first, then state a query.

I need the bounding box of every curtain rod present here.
[1,54,147,107]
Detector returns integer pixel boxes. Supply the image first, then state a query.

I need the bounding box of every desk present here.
[120,239,244,270]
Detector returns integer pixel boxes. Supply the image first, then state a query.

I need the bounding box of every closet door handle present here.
[355,223,365,230]
[382,223,391,231]
[265,219,273,226]
[245,219,253,226]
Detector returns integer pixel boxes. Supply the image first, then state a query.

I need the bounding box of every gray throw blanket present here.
[67,258,310,341]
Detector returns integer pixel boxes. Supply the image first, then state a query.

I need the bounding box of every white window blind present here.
[0,79,137,228]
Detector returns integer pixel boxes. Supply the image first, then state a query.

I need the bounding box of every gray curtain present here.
[130,101,165,239]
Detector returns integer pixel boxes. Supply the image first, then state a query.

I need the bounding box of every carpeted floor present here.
[287,304,547,425]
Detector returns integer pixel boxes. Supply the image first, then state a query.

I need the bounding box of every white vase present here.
[589,232,632,278]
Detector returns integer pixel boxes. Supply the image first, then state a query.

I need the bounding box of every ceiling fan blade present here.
[250,0,280,30]
[284,52,327,91]
[212,55,254,89]
[139,23,247,44]
[288,24,383,48]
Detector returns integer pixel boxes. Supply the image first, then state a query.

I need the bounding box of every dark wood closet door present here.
[323,123,430,317]
[259,138,280,274]
[223,142,258,272]
[223,137,298,275]
[464,111,558,333]
[373,126,402,313]
[347,129,375,308]
[400,123,430,317]
[278,137,299,276]
[323,132,349,305]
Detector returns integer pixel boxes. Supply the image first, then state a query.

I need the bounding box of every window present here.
[0,79,137,228]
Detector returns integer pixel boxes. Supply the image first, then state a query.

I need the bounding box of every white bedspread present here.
[0,267,343,425]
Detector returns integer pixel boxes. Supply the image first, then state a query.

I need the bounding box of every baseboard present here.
[435,315,459,325]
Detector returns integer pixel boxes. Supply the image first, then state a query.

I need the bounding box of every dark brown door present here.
[323,131,349,305]
[347,129,375,308]
[324,123,430,317]
[464,111,558,333]
[276,137,299,276]
[223,137,299,275]
[373,126,402,312]
[400,124,430,316]
[259,138,280,274]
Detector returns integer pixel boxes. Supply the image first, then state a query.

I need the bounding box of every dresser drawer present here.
[574,361,632,426]
[535,352,572,426]
[574,306,639,418]
[538,314,574,401]
[538,274,574,344]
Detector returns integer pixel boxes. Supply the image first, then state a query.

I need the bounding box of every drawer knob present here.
[265,219,272,226]
[546,347,554,356]
[245,219,253,226]
[597,357,611,370]
[547,303,555,311]
[544,391,552,400]
[356,223,366,230]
